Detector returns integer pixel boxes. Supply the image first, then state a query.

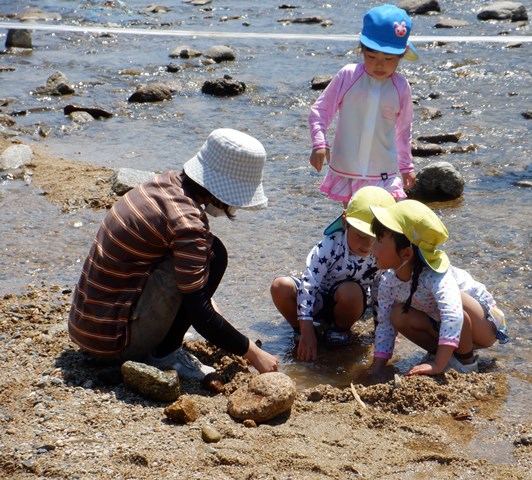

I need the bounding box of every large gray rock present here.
[121,361,180,402]
[397,0,441,15]
[169,45,202,59]
[227,372,296,423]
[111,168,156,195]
[34,71,75,96]
[0,144,33,171]
[128,82,175,103]
[434,18,470,28]
[408,161,464,201]
[201,75,246,97]
[203,45,236,63]
[311,75,333,90]
[477,2,528,21]
[6,29,32,49]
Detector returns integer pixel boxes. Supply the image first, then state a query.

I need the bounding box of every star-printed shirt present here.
[297,230,380,321]
[374,265,499,359]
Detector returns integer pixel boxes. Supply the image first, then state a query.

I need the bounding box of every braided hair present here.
[371,217,426,314]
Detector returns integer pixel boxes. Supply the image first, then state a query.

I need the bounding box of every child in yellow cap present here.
[369,200,509,376]
[271,186,395,361]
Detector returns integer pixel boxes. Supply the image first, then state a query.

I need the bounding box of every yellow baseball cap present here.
[324,186,395,237]
[370,200,450,273]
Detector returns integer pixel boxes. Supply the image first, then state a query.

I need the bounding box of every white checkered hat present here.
[183,128,268,208]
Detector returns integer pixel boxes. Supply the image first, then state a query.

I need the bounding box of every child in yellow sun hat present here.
[270,186,395,362]
[369,200,509,376]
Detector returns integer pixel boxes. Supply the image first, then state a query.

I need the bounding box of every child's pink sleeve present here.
[395,78,415,174]
[308,65,356,150]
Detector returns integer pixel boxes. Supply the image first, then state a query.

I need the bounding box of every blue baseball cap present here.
[360,4,418,61]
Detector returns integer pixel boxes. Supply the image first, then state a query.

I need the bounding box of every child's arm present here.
[297,320,318,361]
[369,273,397,373]
[395,75,415,188]
[309,64,361,166]
[406,344,454,376]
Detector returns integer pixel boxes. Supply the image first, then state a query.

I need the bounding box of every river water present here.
[0,0,530,415]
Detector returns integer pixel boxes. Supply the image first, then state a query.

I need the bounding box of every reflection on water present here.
[0,0,530,410]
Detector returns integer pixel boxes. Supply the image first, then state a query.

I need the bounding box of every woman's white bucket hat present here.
[183,128,268,209]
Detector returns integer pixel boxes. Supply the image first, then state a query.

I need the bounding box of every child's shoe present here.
[446,354,479,374]
[322,328,353,346]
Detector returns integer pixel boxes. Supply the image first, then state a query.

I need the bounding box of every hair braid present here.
[402,245,425,314]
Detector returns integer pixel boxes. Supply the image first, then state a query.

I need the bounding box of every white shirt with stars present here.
[297,230,380,321]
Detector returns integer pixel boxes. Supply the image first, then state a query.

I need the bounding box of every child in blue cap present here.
[309,4,418,205]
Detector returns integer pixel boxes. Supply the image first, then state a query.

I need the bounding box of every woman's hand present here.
[243,341,279,373]
[309,148,330,173]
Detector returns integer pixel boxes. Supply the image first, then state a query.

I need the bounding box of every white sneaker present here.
[446,354,479,374]
[146,347,215,379]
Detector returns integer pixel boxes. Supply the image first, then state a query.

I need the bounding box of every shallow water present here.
[0,0,530,410]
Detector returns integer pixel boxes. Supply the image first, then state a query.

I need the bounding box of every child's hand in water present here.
[309,148,330,173]
[297,321,318,361]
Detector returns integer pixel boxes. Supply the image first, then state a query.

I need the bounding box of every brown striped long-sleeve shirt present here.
[68,171,213,355]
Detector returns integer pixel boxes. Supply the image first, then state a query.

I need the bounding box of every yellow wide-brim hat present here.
[370,200,450,273]
[324,186,395,237]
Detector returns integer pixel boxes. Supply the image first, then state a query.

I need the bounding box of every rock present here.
[415,106,442,121]
[18,8,62,22]
[417,132,462,144]
[164,396,199,424]
[514,434,532,446]
[450,144,478,154]
[68,111,94,124]
[434,18,470,28]
[121,361,180,402]
[512,180,532,188]
[307,390,323,402]
[144,4,171,14]
[128,82,174,103]
[110,168,156,195]
[311,75,333,90]
[397,0,441,15]
[201,425,222,443]
[0,144,33,171]
[63,105,113,119]
[408,161,464,201]
[411,141,445,157]
[0,114,16,127]
[169,45,202,59]
[201,75,246,97]
[166,63,181,73]
[201,372,225,394]
[227,372,296,423]
[34,71,75,96]
[6,29,32,49]
[477,2,528,21]
[187,0,212,5]
[203,45,236,63]
[521,110,532,119]
[243,419,257,428]
[278,16,324,24]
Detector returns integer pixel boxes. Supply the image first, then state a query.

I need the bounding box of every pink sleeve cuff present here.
[373,352,392,359]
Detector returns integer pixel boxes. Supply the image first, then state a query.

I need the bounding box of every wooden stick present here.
[350,382,367,409]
